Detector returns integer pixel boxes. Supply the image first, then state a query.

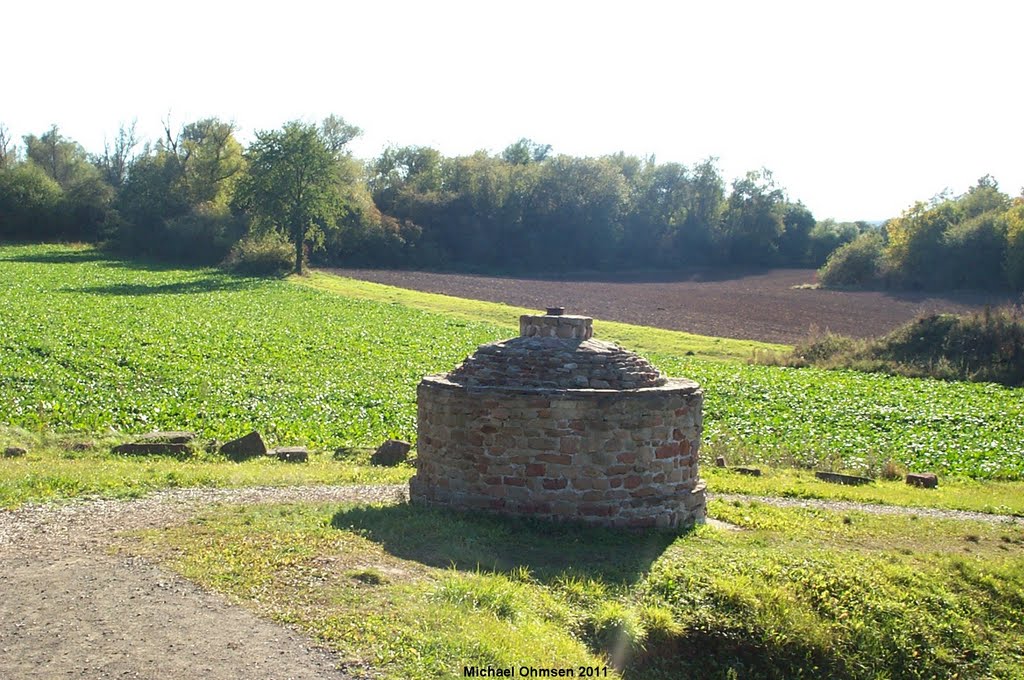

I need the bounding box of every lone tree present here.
[238,121,345,274]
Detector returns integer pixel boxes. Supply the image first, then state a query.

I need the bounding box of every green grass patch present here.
[0,426,409,508]
[702,465,1024,516]
[132,499,1024,679]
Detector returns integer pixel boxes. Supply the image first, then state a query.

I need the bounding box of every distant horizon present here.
[6,0,1021,223]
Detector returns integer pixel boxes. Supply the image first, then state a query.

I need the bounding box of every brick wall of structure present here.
[410,376,706,528]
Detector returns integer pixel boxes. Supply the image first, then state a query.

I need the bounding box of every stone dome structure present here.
[410,310,706,528]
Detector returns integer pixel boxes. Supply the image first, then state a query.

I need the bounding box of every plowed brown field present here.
[325,267,1015,345]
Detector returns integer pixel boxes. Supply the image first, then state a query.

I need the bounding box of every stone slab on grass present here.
[220,431,268,460]
[815,471,874,486]
[269,447,308,463]
[906,472,939,488]
[371,439,411,466]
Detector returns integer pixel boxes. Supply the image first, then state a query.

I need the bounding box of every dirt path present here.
[2,485,1020,679]
[0,486,406,680]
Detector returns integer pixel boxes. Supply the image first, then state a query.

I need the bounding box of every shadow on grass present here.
[330,502,685,586]
[0,249,107,265]
[66,277,259,296]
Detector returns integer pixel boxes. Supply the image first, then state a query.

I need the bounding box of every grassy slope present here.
[133,498,1024,680]
[298,271,790,362]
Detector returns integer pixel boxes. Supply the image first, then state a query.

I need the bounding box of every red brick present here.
[542,477,568,490]
[624,475,642,489]
[537,453,572,465]
[656,443,681,459]
[525,463,546,476]
[616,452,636,464]
[503,476,526,486]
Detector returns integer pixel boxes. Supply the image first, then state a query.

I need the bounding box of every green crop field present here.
[2,243,1023,481]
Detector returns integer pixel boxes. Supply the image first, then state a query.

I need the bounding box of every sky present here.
[4,0,1021,222]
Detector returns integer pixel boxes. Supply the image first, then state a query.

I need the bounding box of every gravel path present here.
[2,484,1020,679]
[0,485,407,680]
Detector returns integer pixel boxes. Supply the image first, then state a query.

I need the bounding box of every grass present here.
[297,271,789,362]
[130,498,1024,679]
[2,243,1024,512]
[701,466,1024,517]
[0,426,407,509]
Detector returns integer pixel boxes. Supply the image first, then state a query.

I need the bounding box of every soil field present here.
[324,267,1015,344]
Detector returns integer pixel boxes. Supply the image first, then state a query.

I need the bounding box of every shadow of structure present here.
[331,502,689,586]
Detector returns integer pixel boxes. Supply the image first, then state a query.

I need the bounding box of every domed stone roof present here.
[446,311,665,390]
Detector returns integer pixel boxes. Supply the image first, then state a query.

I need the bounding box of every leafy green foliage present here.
[0,244,503,448]
[818,231,885,287]
[236,120,346,274]
[221,232,294,277]
[846,176,1022,292]
[758,308,1024,389]
[655,353,1024,479]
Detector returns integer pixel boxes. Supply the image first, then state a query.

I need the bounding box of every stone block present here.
[371,439,411,466]
[220,431,267,460]
[906,472,939,489]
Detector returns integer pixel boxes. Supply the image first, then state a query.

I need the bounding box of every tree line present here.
[0,116,895,275]
[820,176,1024,292]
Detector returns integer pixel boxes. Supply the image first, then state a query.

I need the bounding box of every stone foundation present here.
[410,376,706,528]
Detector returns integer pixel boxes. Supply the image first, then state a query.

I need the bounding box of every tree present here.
[162,116,245,208]
[1002,200,1024,291]
[0,163,63,240]
[237,121,343,274]
[23,125,92,189]
[501,138,551,165]
[96,120,139,188]
[719,169,786,264]
[0,123,15,169]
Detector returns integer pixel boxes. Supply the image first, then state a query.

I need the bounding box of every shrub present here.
[163,203,246,265]
[1005,201,1024,291]
[818,232,884,288]
[221,232,294,277]
[942,210,1007,290]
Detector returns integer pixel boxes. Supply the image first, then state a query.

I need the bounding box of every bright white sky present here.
[5,0,1021,221]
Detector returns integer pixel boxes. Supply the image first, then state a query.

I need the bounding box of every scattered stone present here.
[906,472,939,489]
[3,446,27,458]
[714,455,727,468]
[136,431,197,445]
[732,466,762,477]
[815,471,873,486]
[220,431,267,460]
[112,442,191,456]
[371,439,411,466]
[111,431,200,455]
[269,446,308,463]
